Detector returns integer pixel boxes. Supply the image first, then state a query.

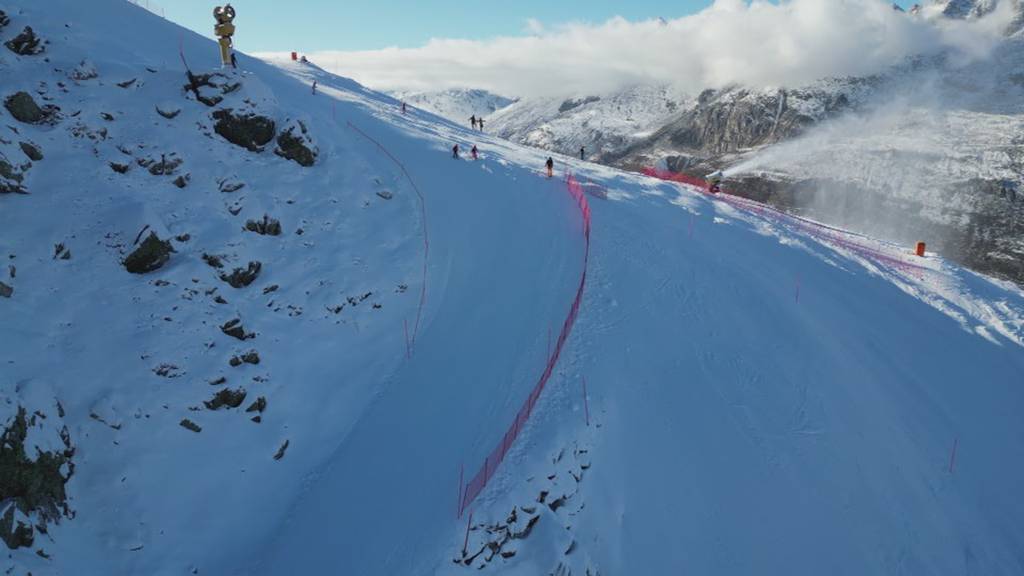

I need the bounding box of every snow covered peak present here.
[389,88,515,123]
[934,0,1000,18]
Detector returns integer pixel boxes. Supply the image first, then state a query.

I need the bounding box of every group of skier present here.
[451,143,479,161]
[469,115,485,132]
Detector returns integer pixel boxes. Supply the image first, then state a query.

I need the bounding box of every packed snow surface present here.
[2,1,1024,575]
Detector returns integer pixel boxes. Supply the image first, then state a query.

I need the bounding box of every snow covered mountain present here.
[485,2,1024,286]
[487,84,687,161]
[391,88,515,126]
[4,1,1024,575]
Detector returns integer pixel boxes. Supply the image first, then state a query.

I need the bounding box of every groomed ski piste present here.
[2,1,1024,575]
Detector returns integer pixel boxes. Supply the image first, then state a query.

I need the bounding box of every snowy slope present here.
[2,2,1024,576]
[390,88,515,126]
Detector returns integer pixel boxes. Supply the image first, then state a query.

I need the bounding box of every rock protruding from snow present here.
[0,402,75,551]
[0,153,28,194]
[245,214,282,236]
[123,233,173,274]
[274,120,317,167]
[204,388,247,410]
[220,318,254,340]
[183,72,240,107]
[212,109,276,152]
[68,60,98,81]
[220,261,262,288]
[155,105,180,120]
[4,92,53,124]
[18,142,43,162]
[4,26,44,56]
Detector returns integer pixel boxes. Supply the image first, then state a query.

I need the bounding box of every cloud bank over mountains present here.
[264,0,1018,98]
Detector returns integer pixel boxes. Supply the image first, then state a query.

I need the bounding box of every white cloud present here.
[265,0,1016,98]
[524,18,545,35]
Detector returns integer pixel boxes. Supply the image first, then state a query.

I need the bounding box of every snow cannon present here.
[706,170,724,194]
[213,4,236,67]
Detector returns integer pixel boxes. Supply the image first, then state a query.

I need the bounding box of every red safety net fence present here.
[458,172,592,517]
[641,167,931,275]
[346,121,430,354]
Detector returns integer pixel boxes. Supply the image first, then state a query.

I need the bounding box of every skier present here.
[707,170,723,194]
[471,145,479,160]
[545,157,554,178]
[478,117,485,132]
[580,146,585,161]
[401,101,407,115]
[470,115,477,130]
[312,80,317,95]
[452,143,460,159]
[230,52,238,69]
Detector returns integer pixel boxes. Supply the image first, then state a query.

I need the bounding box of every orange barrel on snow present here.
[915,242,926,257]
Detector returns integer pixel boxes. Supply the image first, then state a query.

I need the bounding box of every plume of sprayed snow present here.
[262,0,1018,98]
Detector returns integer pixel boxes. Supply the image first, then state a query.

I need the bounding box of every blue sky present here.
[165,0,912,53]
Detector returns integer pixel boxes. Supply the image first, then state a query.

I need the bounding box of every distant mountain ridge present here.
[391,88,515,124]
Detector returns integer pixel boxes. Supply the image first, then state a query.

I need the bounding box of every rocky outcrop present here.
[68,60,98,81]
[220,318,254,340]
[0,10,9,30]
[4,27,44,56]
[245,215,282,236]
[184,72,241,107]
[18,141,43,162]
[558,96,601,113]
[0,406,74,550]
[4,91,55,124]
[0,155,28,194]
[220,261,262,288]
[213,109,275,152]
[274,120,317,167]
[607,84,862,168]
[137,153,183,176]
[124,233,173,274]
[204,388,247,410]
